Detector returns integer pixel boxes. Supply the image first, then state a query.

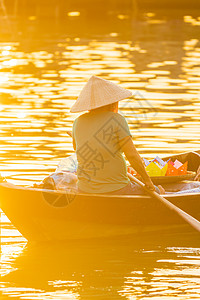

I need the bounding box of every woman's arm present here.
[73,138,76,150]
[67,131,76,150]
[120,136,155,191]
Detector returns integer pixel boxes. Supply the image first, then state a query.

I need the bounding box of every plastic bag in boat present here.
[56,154,78,173]
[175,181,200,194]
[33,155,78,191]
[43,171,77,191]
[176,187,200,194]
[165,181,200,194]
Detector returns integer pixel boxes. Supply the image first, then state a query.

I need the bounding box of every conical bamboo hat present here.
[70,76,132,113]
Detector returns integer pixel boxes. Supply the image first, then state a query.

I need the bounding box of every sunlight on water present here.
[0,34,199,184]
[119,247,200,299]
[0,5,200,300]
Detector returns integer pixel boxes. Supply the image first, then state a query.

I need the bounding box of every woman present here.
[71,76,162,195]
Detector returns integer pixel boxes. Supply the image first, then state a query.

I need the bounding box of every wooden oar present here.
[67,131,200,232]
[127,172,200,233]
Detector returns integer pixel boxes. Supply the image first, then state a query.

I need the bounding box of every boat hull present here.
[0,183,200,242]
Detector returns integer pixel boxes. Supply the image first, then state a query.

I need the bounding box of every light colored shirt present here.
[72,111,132,193]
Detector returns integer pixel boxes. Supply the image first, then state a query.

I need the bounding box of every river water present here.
[0,7,200,300]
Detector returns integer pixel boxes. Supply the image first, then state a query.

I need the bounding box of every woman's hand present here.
[143,178,165,194]
[143,177,156,191]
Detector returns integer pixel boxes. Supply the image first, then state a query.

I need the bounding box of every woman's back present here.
[72,110,131,193]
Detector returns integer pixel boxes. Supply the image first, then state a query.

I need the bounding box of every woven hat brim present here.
[70,75,133,113]
[70,89,132,113]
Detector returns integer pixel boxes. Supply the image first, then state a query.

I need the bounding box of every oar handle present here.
[128,173,156,195]
[128,172,200,233]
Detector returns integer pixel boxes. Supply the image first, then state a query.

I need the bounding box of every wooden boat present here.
[0,151,200,242]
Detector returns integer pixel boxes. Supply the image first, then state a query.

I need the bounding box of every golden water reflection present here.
[0,35,199,184]
[1,232,200,299]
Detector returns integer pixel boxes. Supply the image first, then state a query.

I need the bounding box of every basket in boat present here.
[137,171,196,185]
